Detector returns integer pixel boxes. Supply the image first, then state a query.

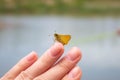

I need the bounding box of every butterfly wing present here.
[57,34,71,45]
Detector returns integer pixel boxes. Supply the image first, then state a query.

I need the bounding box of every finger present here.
[35,47,82,80]
[17,42,64,79]
[62,66,82,80]
[1,51,38,80]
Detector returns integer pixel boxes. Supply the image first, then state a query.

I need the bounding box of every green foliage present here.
[0,0,120,15]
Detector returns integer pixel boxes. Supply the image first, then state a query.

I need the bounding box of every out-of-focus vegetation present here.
[0,0,120,15]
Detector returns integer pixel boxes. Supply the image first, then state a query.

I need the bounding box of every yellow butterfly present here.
[54,33,71,45]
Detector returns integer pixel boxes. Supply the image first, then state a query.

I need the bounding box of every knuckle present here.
[34,78,42,80]
[15,71,32,80]
[58,62,71,71]
[34,77,47,80]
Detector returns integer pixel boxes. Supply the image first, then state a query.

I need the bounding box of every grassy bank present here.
[0,0,120,16]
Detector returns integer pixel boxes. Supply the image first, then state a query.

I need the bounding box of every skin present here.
[0,42,82,80]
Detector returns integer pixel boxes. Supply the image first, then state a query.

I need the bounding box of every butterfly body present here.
[54,33,71,45]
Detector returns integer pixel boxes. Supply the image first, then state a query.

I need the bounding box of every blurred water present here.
[0,16,120,80]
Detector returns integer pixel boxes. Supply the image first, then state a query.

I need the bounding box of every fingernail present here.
[50,42,63,57]
[69,66,80,78]
[66,47,80,61]
[25,51,37,61]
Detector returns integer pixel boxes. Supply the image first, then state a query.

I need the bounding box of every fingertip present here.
[66,47,82,61]
[71,47,82,60]
[31,51,38,57]
[62,66,82,80]
[69,66,82,79]
[25,51,38,62]
[50,42,64,57]
[54,42,64,51]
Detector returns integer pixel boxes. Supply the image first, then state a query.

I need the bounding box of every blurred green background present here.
[0,0,120,16]
[0,0,120,80]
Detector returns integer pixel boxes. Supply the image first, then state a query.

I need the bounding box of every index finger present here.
[18,42,64,79]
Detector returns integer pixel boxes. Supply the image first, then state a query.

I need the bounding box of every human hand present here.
[0,42,82,80]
